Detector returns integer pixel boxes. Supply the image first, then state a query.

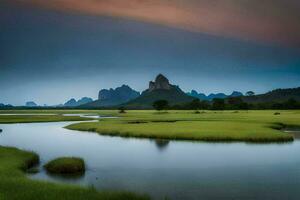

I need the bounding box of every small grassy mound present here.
[44,157,85,175]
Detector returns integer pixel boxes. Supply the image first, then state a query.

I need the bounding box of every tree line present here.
[152,97,300,111]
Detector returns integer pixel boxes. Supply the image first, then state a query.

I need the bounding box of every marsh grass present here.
[0,146,150,200]
[26,167,39,174]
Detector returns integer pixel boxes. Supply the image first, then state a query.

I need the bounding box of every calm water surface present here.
[0,117,300,200]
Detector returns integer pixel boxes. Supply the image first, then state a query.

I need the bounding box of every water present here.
[1,117,300,199]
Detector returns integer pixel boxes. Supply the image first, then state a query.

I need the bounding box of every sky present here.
[1,0,300,105]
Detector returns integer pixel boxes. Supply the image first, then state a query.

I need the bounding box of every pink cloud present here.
[14,0,300,46]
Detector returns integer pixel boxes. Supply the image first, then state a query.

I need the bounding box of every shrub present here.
[118,106,126,113]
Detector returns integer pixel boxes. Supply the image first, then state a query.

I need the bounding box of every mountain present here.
[98,85,140,102]
[0,103,13,108]
[25,101,37,107]
[64,98,77,107]
[208,93,227,100]
[187,90,243,100]
[81,85,140,108]
[188,90,208,100]
[242,87,300,103]
[123,74,196,109]
[64,97,93,107]
[77,97,93,105]
[230,91,244,97]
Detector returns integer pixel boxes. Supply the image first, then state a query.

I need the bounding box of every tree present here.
[188,99,202,110]
[284,98,299,109]
[186,99,210,110]
[153,100,169,111]
[118,106,126,113]
[227,97,248,110]
[200,100,210,109]
[246,91,255,96]
[211,98,225,110]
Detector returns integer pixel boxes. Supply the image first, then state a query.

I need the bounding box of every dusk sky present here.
[1,0,300,105]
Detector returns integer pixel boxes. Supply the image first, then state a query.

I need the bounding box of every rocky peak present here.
[148,74,171,91]
[64,97,93,107]
[98,85,140,101]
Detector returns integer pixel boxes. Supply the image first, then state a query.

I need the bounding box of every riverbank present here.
[0,146,149,200]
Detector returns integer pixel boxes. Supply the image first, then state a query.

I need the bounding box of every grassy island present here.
[66,110,300,143]
[44,157,85,175]
[0,146,149,200]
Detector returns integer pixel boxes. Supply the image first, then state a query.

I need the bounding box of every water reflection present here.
[154,139,170,151]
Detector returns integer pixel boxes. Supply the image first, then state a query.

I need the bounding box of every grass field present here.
[65,110,300,142]
[0,146,149,200]
[0,114,92,124]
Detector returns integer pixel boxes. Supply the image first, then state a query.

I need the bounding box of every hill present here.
[242,87,300,103]
[123,74,195,109]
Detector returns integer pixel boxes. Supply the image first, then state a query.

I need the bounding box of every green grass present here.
[0,110,113,115]
[0,146,150,200]
[66,110,300,142]
[0,114,92,124]
[44,157,85,175]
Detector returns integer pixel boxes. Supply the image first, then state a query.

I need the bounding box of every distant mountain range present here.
[78,74,300,109]
[2,74,300,109]
[187,90,244,101]
[122,74,195,109]
[64,97,93,107]
[80,85,140,108]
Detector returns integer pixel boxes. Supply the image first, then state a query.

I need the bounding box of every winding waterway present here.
[1,115,300,200]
